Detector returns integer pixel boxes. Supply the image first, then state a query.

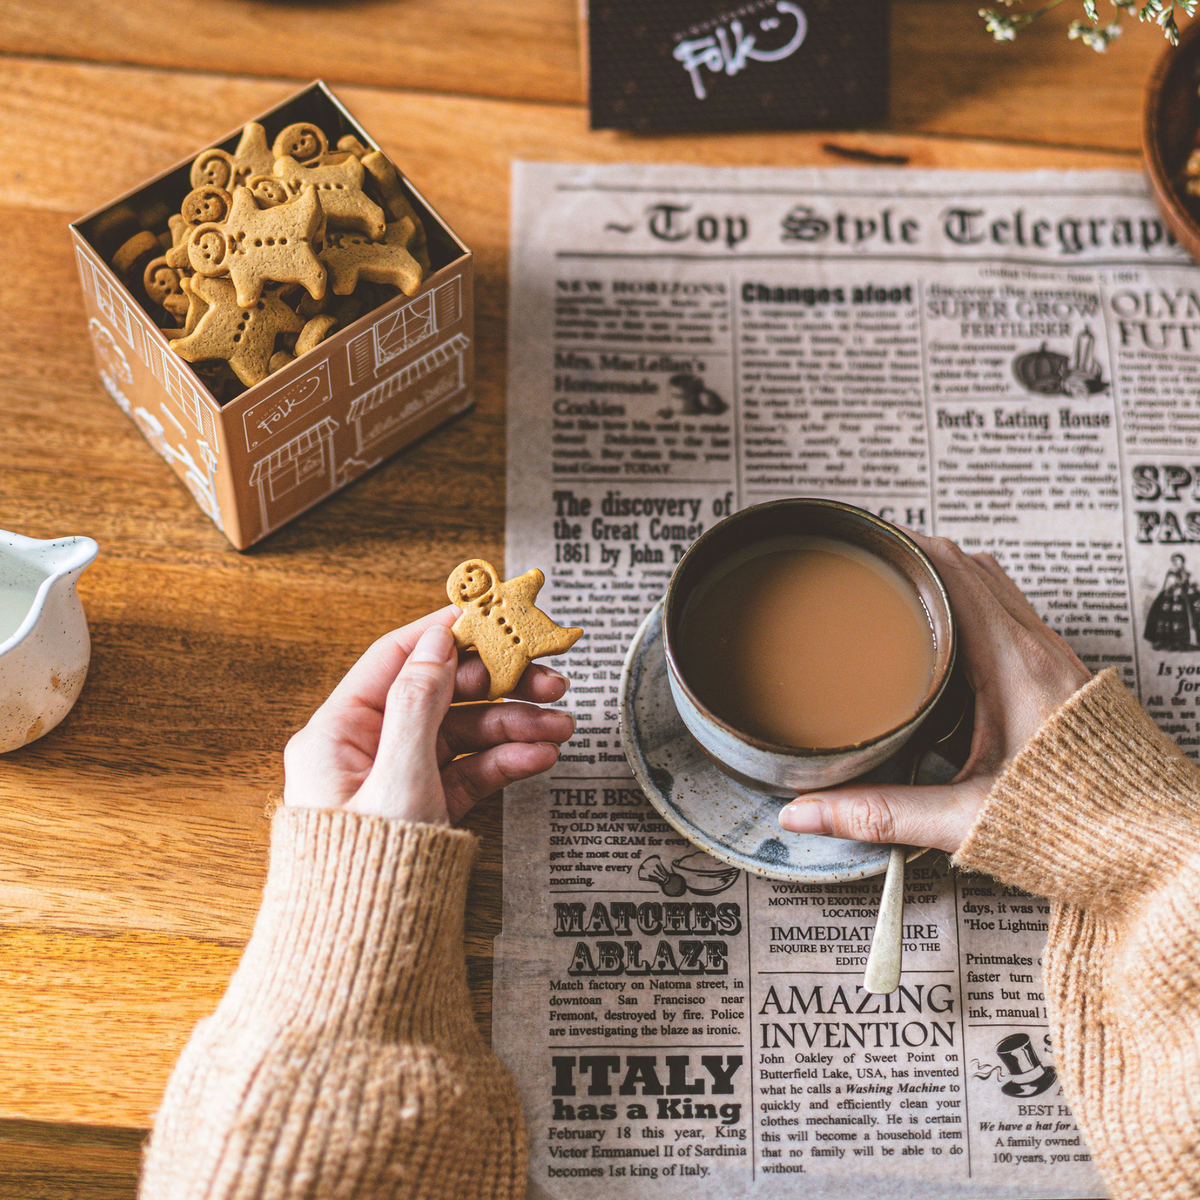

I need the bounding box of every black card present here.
[586,0,889,133]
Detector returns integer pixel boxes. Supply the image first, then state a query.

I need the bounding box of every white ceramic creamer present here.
[0,531,99,753]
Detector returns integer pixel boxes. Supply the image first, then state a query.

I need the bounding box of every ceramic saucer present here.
[618,601,960,884]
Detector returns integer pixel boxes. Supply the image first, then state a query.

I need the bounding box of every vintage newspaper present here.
[497,162,1200,1199]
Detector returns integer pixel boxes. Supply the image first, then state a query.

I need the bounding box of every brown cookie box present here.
[69,81,474,551]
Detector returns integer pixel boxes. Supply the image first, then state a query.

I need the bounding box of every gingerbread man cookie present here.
[111,230,162,282]
[188,184,326,307]
[171,275,304,387]
[189,123,274,191]
[272,122,330,163]
[447,560,582,701]
[167,187,233,269]
[244,174,291,208]
[273,155,386,240]
[321,230,422,296]
[159,273,209,340]
[384,213,432,277]
[337,134,370,160]
[143,256,189,322]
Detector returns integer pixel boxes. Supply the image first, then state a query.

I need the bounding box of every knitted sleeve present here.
[954,667,1200,1199]
[139,807,528,1200]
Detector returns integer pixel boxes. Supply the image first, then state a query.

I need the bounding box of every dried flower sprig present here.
[980,0,1195,48]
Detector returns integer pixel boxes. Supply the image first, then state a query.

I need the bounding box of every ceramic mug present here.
[661,499,955,795]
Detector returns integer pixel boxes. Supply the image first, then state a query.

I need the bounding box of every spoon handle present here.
[863,844,906,995]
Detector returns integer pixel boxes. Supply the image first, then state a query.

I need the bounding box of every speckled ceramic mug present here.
[0,531,98,753]
[661,499,955,795]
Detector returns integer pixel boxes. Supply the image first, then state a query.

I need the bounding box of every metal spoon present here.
[863,845,907,994]
[862,668,974,995]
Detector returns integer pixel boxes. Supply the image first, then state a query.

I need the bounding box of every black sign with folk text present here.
[586,0,889,133]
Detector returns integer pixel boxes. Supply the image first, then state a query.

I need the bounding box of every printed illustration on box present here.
[81,253,228,533]
[249,417,340,537]
[346,277,462,383]
[242,360,334,453]
[347,332,470,457]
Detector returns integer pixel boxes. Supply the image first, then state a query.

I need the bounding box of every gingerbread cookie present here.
[272,122,329,163]
[177,274,209,336]
[295,314,338,355]
[245,174,290,208]
[158,274,208,340]
[191,147,237,191]
[321,230,422,296]
[363,152,431,271]
[181,185,233,227]
[383,216,433,278]
[273,155,386,239]
[172,276,304,387]
[111,230,162,282]
[229,123,274,185]
[337,134,370,160]
[143,256,189,321]
[167,187,233,269]
[447,560,582,700]
[101,117,434,394]
[190,123,274,191]
[188,184,326,307]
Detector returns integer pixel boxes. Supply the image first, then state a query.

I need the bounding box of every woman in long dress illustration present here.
[1144,553,1200,651]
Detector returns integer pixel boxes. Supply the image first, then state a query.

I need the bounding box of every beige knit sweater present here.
[141,669,1200,1198]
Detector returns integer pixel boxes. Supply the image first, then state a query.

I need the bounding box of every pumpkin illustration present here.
[1013,343,1070,394]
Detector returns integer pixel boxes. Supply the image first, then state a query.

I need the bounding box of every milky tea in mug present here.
[675,536,936,749]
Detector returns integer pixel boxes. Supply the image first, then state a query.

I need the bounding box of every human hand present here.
[284,606,575,826]
[778,534,1092,854]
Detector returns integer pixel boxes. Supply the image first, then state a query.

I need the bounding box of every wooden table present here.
[0,1,1165,1191]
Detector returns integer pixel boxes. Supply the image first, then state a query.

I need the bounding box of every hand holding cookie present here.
[284,608,575,826]
[447,559,583,701]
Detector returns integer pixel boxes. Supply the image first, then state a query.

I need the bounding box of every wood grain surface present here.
[0,0,1159,1189]
[0,0,1172,149]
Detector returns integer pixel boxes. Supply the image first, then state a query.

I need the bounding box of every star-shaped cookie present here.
[273,155,386,240]
[171,275,304,387]
[320,230,423,296]
[447,559,582,700]
[187,184,326,308]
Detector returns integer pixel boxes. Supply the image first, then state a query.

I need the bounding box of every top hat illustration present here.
[997,1033,1057,1097]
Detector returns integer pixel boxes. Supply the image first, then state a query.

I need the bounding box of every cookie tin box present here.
[68,81,474,551]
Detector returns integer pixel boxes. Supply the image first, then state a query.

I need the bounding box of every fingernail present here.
[410,624,455,664]
[546,669,570,691]
[779,800,828,834]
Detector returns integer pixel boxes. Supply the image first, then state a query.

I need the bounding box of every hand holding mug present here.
[779,534,1092,854]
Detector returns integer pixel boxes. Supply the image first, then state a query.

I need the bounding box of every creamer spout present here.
[40,536,99,579]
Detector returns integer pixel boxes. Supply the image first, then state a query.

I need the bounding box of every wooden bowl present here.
[1144,17,1200,262]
